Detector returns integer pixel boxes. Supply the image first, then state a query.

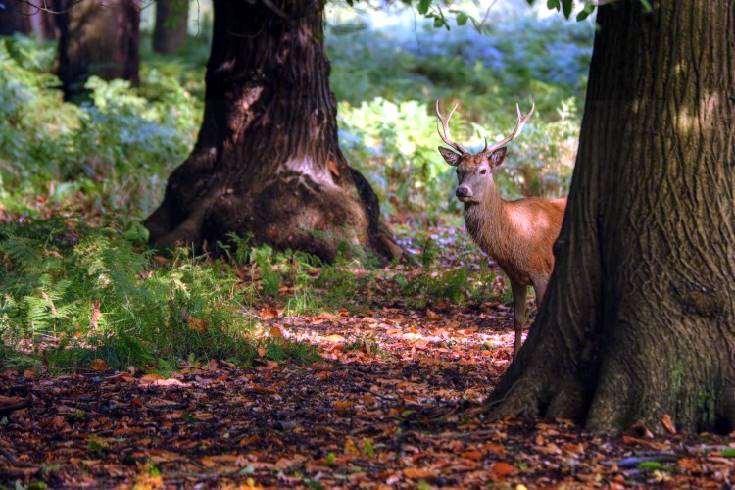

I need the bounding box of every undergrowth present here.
[0,220,316,371]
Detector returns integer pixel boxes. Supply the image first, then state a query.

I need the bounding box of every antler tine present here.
[435,99,468,154]
[485,100,536,154]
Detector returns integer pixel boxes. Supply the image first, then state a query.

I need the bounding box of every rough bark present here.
[145,0,403,263]
[57,0,140,97]
[489,0,735,433]
[152,0,188,54]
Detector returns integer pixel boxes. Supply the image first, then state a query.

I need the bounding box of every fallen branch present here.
[0,400,28,416]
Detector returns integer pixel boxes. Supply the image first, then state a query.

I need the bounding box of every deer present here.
[435,100,566,357]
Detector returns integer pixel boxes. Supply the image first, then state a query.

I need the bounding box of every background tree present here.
[145,0,403,262]
[0,1,31,35]
[57,0,140,97]
[0,1,57,38]
[489,0,735,433]
[152,0,188,54]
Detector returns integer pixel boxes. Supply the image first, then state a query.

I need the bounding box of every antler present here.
[484,101,535,154]
[435,100,468,155]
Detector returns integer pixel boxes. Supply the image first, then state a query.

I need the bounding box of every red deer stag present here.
[435,100,566,357]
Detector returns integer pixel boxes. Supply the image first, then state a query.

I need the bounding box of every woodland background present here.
[3,1,734,488]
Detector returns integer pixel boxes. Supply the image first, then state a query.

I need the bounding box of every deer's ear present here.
[488,147,507,167]
[438,146,462,166]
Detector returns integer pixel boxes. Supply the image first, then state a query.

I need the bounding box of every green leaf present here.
[123,222,149,244]
[456,12,468,26]
[576,4,595,21]
[417,0,431,15]
[640,0,653,11]
[547,0,560,10]
[562,0,573,18]
[638,461,665,471]
[720,448,735,458]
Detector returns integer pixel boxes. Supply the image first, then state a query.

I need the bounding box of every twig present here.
[0,401,28,416]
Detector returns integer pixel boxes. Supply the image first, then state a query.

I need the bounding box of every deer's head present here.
[435,100,534,204]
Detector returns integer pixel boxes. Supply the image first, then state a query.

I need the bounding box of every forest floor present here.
[2,224,735,489]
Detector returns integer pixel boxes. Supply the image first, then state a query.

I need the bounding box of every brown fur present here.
[448,152,566,356]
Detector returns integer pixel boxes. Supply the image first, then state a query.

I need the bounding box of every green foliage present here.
[0,7,592,369]
[329,14,588,213]
[0,36,200,218]
[0,220,317,370]
[536,0,653,20]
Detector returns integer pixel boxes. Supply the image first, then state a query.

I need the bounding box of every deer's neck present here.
[463,184,514,262]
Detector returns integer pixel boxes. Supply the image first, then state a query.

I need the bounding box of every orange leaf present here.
[324,334,346,343]
[269,325,285,338]
[490,462,516,479]
[187,316,208,333]
[461,450,483,461]
[344,438,359,455]
[89,358,108,372]
[404,467,438,479]
[259,307,279,320]
[139,373,165,385]
[23,368,36,380]
[426,309,441,320]
[481,443,507,455]
[333,400,354,411]
[661,414,676,434]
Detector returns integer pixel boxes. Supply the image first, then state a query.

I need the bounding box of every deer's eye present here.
[480,169,487,175]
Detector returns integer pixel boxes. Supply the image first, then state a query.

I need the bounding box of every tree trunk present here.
[57,0,140,97]
[145,0,403,263]
[489,0,735,434]
[0,1,30,35]
[152,0,188,54]
[0,1,57,37]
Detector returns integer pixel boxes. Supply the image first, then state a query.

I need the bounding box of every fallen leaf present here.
[260,308,279,320]
[404,467,438,479]
[187,316,208,333]
[490,462,516,479]
[139,374,165,385]
[661,414,676,434]
[333,400,354,411]
[461,450,483,461]
[89,358,108,372]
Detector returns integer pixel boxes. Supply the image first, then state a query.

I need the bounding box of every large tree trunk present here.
[489,0,735,433]
[57,0,140,97]
[145,0,402,263]
[152,0,188,54]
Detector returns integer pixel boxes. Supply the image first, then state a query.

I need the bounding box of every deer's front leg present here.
[510,280,528,358]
